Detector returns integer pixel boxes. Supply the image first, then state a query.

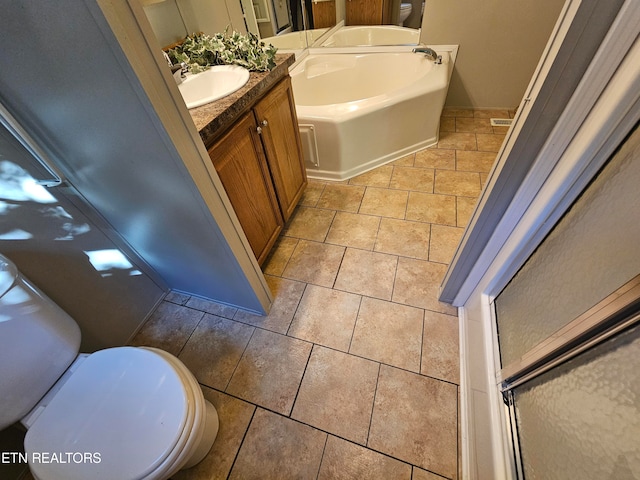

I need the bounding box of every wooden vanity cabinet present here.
[207,75,307,265]
[208,112,283,265]
[254,76,308,222]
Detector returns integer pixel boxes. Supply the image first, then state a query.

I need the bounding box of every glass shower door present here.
[494,124,640,479]
[509,320,640,479]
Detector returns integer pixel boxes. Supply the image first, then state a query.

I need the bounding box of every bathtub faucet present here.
[412,47,442,64]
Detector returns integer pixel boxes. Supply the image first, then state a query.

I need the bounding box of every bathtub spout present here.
[412,47,442,64]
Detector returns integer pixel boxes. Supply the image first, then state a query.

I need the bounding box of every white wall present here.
[421,0,565,109]
[143,0,247,48]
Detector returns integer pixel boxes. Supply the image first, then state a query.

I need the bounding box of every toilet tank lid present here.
[0,254,18,298]
[24,347,190,480]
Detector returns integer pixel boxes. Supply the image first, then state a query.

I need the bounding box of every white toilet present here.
[399,3,413,25]
[0,254,219,480]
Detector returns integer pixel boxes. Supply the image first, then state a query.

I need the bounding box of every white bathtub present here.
[263,29,329,50]
[320,26,420,47]
[290,47,457,180]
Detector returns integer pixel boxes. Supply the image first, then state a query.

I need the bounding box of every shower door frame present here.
[496,276,640,478]
[446,0,640,477]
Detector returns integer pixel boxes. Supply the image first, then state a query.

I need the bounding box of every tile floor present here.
[131,108,509,480]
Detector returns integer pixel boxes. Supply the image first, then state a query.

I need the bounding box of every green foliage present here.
[167,30,277,74]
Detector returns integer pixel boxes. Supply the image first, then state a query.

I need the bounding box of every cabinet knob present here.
[261,119,268,127]
[256,126,263,134]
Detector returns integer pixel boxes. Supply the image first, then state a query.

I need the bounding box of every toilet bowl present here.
[0,254,218,480]
[398,3,412,26]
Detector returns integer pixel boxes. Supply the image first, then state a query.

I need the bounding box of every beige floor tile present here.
[441,107,473,118]
[350,297,424,372]
[492,124,511,135]
[480,172,490,189]
[334,248,398,300]
[414,148,456,170]
[233,276,306,334]
[348,165,393,187]
[368,366,458,478]
[283,206,335,241]
[422,311,460,384]
[226,329,312,415]
[178,314,254,390]
[406,191,457,226]
[316,183,366,212]
[326,211,381,250]
[391,153,416,166]
[318,436,412,480]
[229,409,326,480]
[299,181,326,207]
[186,296,238,319]
[434,170,482,197]
[389,166,435,192]
[130,301,203,356]
[392,258,457,315]
[456,150,497,173]
[476,133,506,152]
[455,117,493,134]
[288,285,362,351]
[413,466,451,480]
[282,240,345,287]
[165,291,189,305]
[359,187,408,219]
[473,108,511,118]
[173,388,255,480]
[374,218,430,260]
[262,236,298,276]
[439,116,456,132]
[292,346,379,445]
[429,224,465,264]
[437,132,477,151]
[457,196,478,227]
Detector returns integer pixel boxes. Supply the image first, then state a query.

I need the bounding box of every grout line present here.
[223,326,257,392]
[288,343,316,418]
[285,282,309,337]
[365,362,382,448]
[226,406,258,479]
[419,308,426,376]
[346,295,364,354]
[314,435,329,480]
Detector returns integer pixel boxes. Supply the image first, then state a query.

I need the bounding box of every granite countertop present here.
[188,53,296,147]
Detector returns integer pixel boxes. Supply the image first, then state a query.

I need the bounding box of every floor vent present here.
[491,118,513,127]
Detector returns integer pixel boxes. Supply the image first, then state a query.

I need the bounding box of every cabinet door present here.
[345,0,383,25]
[253,76,307,221]
[312,0,337,29]
[208,112,283,265]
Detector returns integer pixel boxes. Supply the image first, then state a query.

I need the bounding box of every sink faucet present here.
[412,47,442,64]
[163,51,188,84]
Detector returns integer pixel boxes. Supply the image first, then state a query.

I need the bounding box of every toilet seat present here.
[24,347,196,480]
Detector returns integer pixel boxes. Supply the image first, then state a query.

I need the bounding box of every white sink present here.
[178,65,250,109]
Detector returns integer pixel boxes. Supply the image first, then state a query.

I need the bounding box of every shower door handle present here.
[0,102,66,187]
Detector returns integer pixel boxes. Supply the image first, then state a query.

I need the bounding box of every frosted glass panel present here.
[514,322,640,480]
[495,127,640,366]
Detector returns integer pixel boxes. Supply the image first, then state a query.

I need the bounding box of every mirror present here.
[142,0,422,55]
